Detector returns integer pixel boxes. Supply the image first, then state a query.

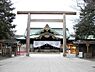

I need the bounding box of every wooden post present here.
[87,44,89,53]
[26,13,31,56]
[86,42,89,53]
[63,14,66,56]
[86,42,90,58]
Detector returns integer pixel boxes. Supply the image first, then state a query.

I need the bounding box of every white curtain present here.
[33,41,61,48]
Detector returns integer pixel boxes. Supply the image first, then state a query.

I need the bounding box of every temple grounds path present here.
[0,53,95,72]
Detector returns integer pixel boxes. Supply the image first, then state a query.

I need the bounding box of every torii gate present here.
[17,11,76,56]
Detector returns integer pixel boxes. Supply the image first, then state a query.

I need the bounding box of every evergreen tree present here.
[74,0,95,39]
[0,0,16,39]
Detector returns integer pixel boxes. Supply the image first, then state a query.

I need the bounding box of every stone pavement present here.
[0,53,95,72]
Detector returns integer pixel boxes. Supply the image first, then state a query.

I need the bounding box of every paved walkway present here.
[0,53,95,72]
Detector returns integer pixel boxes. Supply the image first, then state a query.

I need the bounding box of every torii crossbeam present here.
[17,11,76,56]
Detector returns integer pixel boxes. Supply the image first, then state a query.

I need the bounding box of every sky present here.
[12,0,80,35]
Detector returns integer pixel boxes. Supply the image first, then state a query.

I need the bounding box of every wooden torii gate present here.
[17,11,76,56]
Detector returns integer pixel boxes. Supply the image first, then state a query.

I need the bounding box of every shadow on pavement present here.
[82,57,95,62]
[0,55,11,61]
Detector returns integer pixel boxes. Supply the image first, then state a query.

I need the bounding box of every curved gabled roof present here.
[18,24,71,39]
[32,24,61,36]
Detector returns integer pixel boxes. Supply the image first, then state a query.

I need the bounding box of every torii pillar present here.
[26,13,31,56]
[17,11,76,56]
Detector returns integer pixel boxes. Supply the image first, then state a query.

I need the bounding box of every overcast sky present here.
[12,0,80,35]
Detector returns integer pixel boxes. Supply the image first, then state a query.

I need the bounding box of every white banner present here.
[33,41,61,48]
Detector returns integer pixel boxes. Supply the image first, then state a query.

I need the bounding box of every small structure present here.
[0,39,18,57]
[74,39,95,58]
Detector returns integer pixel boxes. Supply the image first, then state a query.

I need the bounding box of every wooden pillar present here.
[63,14,66,56]
[87,45,89,53]
[26,13,31,56]
[86,42,91,58]
[86,42,89,53]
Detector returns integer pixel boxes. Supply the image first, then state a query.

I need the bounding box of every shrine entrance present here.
[17,11,76,56]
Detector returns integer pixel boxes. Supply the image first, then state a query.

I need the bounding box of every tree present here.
[0,0,16,39]
[74,0,95,39]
